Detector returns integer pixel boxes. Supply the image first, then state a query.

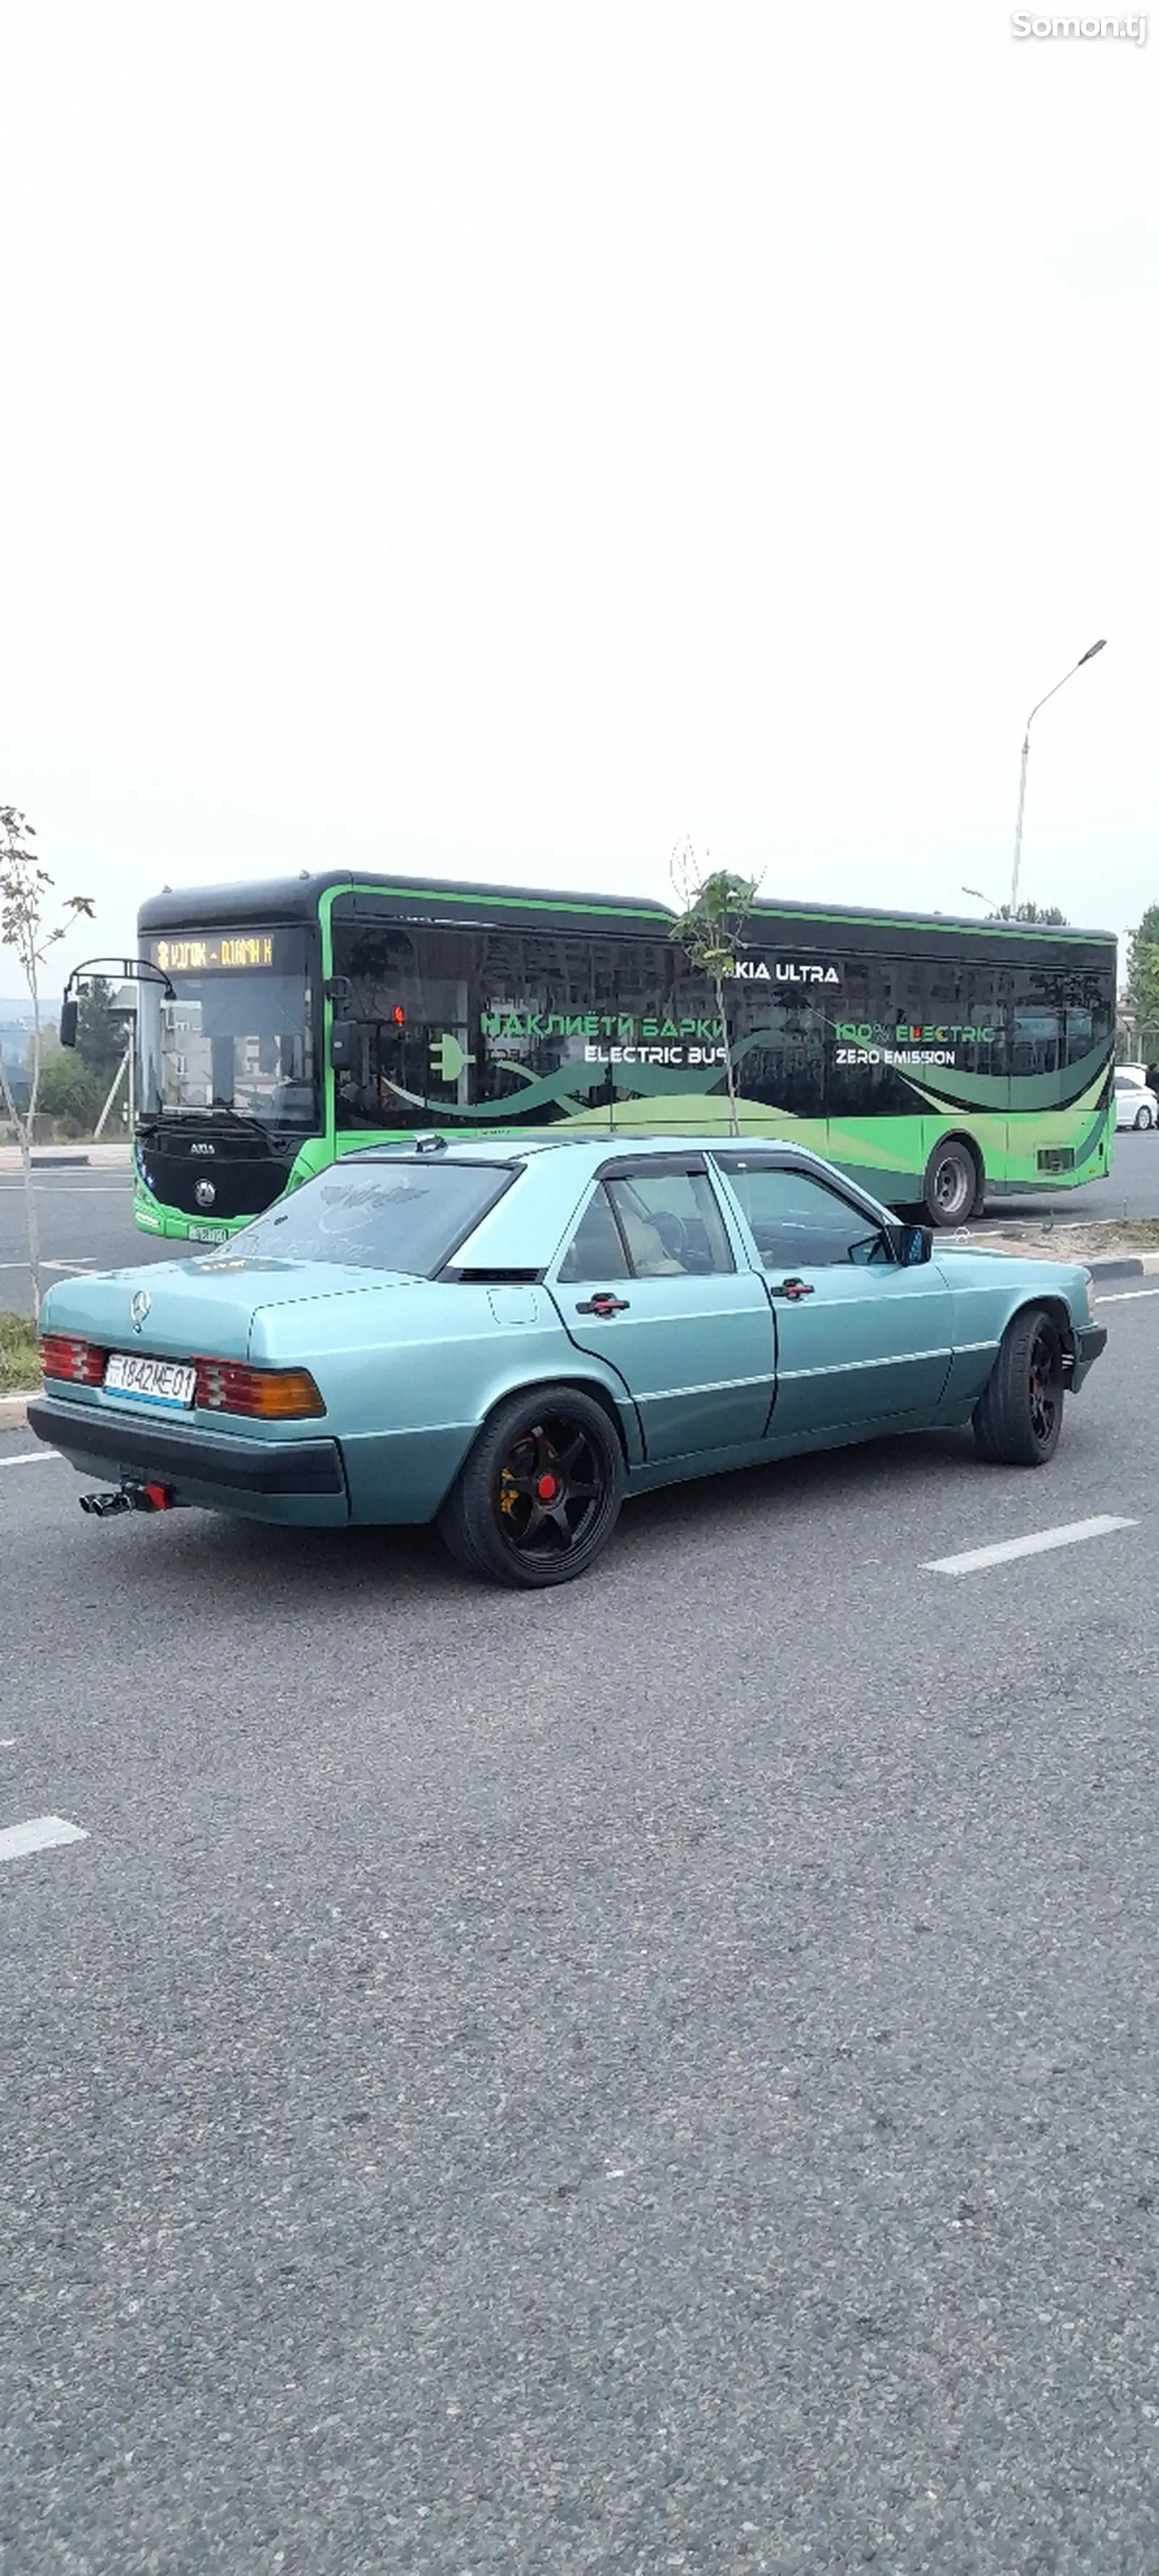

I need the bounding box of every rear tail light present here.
[193,1360,325,1420]
[41,1333,106,1386]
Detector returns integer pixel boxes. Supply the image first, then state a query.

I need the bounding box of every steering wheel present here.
[653,1211,693,1264]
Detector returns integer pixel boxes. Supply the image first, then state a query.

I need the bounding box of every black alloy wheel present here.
[438,1385,624,1588]
[974,1305,1066,1466]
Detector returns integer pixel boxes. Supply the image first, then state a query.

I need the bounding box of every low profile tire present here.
[1134,1104,1155,1131]
[923,1136,978,1227]
[438,1385,625,1589]
[973,1306,1065,1467]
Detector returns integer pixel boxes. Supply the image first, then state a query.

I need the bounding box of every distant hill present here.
[0,1000,59,1017]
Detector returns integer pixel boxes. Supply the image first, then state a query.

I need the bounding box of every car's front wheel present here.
[438,1385,625,1588]
[1134,1103,1155,1131]
[973,1306,1065,1466]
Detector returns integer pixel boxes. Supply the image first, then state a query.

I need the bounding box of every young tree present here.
[1125,904,1159,1051]
[987,901,1069,925]
[669,842,759,1137]
[36,976,127,1135]
[0,807,94,1320]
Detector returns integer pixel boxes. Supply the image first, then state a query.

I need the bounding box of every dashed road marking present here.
[0,1815,88,1863]
[923,1514,1138,1577]
[1097,1287,1159,1304]
[0,1452,55,1470]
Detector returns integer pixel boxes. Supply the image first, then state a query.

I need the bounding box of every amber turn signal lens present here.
[193,1359,325,1419]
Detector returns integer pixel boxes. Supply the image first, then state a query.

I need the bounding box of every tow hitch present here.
[79,1484,173,1517]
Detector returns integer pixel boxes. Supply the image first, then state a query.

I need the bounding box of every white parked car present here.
[1114,1072,1158,1130]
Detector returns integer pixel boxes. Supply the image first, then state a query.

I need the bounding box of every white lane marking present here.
[924,1515,1138,1577]
[0,1452,56,1470]
[0,1740,16,1749]
[1097,1287,1159,1304]
[0,1814,88,1862]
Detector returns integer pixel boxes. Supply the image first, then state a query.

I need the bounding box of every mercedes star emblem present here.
[195,1180,217,1209]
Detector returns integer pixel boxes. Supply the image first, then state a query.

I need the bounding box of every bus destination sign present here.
[153,935,276,974]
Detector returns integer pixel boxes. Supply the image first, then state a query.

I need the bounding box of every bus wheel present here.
[438,1385,624,1588]
[923,1137,977,1227]
[974,1306,1065,1466]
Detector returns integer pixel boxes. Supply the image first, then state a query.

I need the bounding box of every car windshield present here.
[210,1159,514,1275]
[138,929,317,1127]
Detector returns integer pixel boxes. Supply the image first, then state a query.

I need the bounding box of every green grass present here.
[0,1310,40,1394]
[1032,1217,1159,1249]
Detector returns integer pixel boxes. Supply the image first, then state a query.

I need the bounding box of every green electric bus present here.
[131,871,1116,1239]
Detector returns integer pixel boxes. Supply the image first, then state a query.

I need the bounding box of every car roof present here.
[348,1131,797,1168]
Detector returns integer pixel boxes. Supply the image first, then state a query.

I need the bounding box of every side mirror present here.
[330,1020,356,1071]
[898,1222,933,1266]
[59,997,79,1049]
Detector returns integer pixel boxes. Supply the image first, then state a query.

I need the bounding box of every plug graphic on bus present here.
[429,1031,474,1088]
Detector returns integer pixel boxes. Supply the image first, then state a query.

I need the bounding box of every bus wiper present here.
[146,1104,273,1141]
[207,1104,277,1138]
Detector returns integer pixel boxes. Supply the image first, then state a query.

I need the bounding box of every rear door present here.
[548,1156,775,1461]
[712,1155,953,1437]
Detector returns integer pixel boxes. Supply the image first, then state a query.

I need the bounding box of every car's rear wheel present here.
[973,1305,1065,1466]
[923,1136,978,1227]
[1134,1103,1155,1130]
[438,1385,624,1588]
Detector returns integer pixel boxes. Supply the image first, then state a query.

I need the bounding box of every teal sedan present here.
[29,1135,1106,1588]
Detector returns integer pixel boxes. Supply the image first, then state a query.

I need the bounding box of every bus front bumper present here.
[28,1395,350,1526]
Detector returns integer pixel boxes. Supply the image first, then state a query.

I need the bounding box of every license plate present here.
[188,1225,229,1243]
[104,1353,197,1408]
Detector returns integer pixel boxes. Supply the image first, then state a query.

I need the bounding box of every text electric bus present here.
[131,872,1116,1239]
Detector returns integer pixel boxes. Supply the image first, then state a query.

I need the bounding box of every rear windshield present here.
[215,1160,514,1275]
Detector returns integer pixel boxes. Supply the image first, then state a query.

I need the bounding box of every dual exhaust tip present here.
[79,1484,173,1518]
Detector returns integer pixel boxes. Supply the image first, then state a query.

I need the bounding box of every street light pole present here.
[1010,639,1106,915]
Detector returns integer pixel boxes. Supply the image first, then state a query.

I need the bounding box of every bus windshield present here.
[138,929,317,1127]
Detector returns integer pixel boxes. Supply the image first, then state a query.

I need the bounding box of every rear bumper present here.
[28,1393,348,1510]
[1071,1321,1108,1391]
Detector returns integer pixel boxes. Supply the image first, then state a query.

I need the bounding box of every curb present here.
[0,1392,38,1431]
[0,1146,132,1172]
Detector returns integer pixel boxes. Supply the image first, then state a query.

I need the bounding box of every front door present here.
[550,1161,775,1461]
[713,1156,953,1438]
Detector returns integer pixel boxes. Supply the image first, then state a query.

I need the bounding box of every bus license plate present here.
[104,1354,197,1408]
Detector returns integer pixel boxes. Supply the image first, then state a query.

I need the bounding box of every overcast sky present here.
[1,0,1155,990]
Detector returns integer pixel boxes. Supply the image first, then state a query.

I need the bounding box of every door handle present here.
[769,1277,814,1301]
[575,1292,631,1317]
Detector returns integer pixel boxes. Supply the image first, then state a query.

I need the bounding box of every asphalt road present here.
[4,1288,1159,2573]
[2,1137,1159,1325]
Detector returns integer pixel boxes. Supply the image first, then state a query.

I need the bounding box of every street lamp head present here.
[1079,638,1107,664]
